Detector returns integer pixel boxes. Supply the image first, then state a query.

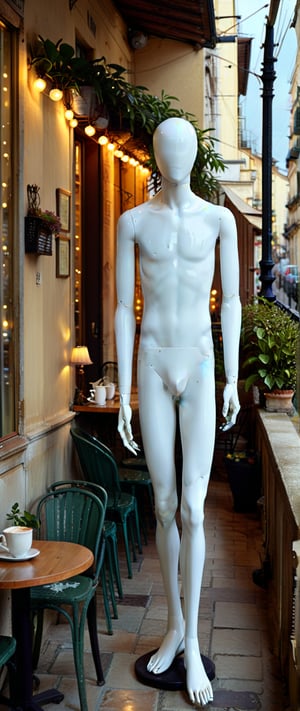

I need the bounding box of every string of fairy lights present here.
[33,76,150,174]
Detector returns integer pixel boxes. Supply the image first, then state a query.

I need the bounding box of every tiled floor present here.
[9,469,290,711]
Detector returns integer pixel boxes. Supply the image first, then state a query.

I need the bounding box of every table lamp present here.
[71,345,93,404]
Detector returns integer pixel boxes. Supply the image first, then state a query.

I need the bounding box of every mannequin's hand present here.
[117,404,140,455]
[221,383,240,429]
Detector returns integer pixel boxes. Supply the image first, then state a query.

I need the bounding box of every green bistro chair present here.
[71,426,142,578]
[94,439,154,545]
[71,423,153,543]
[0,636,17,708]
[30,486,106,711]
[48,479,123,635]
[119,457,155,544]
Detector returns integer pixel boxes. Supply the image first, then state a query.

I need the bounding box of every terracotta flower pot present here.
[264,390,294,413]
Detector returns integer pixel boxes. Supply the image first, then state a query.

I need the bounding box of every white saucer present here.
[0,548,40,562]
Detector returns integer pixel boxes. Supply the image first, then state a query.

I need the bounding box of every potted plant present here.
[224,450,261,513]
[241,297,299,412]
[6,502,40,529]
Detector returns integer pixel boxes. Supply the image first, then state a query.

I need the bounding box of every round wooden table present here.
[0,539,94,711]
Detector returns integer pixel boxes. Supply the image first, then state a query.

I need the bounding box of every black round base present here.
[135,649,215,691]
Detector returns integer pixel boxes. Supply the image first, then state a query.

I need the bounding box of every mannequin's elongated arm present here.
[115,211,139,453]
[219,208,242,424]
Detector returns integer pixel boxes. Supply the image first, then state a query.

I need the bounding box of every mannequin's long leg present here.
[179,358,215,705]
[138,366,185,674]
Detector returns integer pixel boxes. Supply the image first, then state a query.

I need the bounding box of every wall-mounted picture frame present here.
[56,236,70,278]
[56,188,71,232]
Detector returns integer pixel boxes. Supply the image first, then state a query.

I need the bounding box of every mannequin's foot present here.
[184,637,213,706]
[147,628,185,674]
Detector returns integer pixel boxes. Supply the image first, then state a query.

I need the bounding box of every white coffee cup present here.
[0,526,33,558]
[105,382,115,400]
[95,385,106,405]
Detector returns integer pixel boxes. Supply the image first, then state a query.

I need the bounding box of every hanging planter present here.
[25,185,61,255]
[25,216,53,255]
[72,88,109,129]
[72,86,96,117]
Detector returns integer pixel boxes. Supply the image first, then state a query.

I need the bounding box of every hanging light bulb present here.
[49,87,63,102]
[121,154,129,163]
[84,124,96,137]
[98,135,108,146]
[34,76,47,92]
[69,117,78,128]
[107,142,115,151]
[64,107,74,121]
[114,149,123,158]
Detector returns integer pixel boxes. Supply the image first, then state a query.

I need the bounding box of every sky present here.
[236,0,297,172]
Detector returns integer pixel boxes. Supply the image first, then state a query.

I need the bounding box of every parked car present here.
[283,264,298,298]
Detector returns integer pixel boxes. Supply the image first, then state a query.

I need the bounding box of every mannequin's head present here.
[153,118,197,183]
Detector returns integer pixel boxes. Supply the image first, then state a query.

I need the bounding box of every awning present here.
[220,184,262,231]
[112,0,216,48]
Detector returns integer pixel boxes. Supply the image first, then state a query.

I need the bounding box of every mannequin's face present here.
[153,118,197,183]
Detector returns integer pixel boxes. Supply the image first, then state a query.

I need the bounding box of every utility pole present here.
[259,0,280,301]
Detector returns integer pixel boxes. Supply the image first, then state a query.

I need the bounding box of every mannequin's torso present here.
[123,192,227,349]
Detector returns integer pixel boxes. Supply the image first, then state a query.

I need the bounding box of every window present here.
[0,21,15,436]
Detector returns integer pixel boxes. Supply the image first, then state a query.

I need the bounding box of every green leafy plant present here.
[30,37,225,200]
[6,502,40,529]
[241,298,299,393]
[37,210,61,233]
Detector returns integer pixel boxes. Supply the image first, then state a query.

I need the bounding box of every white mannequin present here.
[115,117,241,707]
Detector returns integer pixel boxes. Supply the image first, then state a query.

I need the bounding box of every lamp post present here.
[259,0,280,301]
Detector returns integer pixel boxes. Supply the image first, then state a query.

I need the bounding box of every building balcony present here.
[255,408,300,710]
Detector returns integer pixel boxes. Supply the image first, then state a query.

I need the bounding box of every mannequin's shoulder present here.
[214,204,237,236]
[194,196,232,219]
[118,199,156,237]
[118,206,136,228]
[194,197,235,228]
[198,199,234,220]
[217,204,236,223]
[118,205,142,238]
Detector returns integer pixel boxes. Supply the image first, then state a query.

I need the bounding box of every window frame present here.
[0,9,22,442]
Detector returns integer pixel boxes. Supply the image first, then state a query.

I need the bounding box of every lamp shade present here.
[71,346,92,366]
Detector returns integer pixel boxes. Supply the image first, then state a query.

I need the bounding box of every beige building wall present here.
[0,0,133,630]
[212,0,239,164]
[239,149,288,250]
[133,37,205,124]
[272,166,289,255]
[22,0,131,493]
[286,0,300,267]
